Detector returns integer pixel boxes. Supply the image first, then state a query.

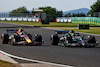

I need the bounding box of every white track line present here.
[0,50,74,67]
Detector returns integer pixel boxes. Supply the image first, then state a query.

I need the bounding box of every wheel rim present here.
[11,40,13,45]
[51,38,53,45]
[11,38,13,45]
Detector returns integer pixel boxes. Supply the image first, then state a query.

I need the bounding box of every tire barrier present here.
[0,17,40,22]
[12,17,17,21]
[27,18,32,22]
[32,18,36,22]
[36,18,39,22]
[23,18,28,21]
[56,17,72,23]
[6,17,12,21]
[0,17,6,21]
[72,17,100,26]
[18,18,23,21]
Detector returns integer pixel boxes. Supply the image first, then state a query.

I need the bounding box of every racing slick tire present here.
[87,36,96,43]
[85,36,96,48]
[51,35,59,45]
[34,35,42,45]
[1,34,9,44]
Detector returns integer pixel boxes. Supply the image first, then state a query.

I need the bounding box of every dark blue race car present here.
[51,30,98,47]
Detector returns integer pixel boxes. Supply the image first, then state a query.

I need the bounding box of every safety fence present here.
[0,17,41,22]
[1,17,100,26]
[55,17,72,23]
[72,17,100,26]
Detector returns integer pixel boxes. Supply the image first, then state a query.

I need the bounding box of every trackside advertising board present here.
[72,17,100,26]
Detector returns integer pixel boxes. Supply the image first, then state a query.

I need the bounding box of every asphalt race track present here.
[0,23,100,67]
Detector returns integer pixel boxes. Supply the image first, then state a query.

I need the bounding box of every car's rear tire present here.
[1,34,9,44]
[51,35,59,45]
[34,35,42,45]
[87,36,96,43]
[85,36,96,48]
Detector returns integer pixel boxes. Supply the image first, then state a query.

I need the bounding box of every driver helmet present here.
[69,30,74,33]
[35,34,38,37]
[20,29,23,32]
[88,35,91,38]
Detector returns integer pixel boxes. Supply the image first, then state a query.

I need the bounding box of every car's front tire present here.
[51,35,59,45]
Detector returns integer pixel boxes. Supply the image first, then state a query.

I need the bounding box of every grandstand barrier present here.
[36,18,39,22]
[57,18,60,23]
[61,19,64,22]
[0,17,40,22]
[0,17,6,21]
[32,18,36,22]
[64,18,67,23]
[68,18,71,23]
[18,18,23,21]
[23,18,28,21]
[6,17,12,21]
[72,17,100,26]
[56,17,72,23]
[28,18,32,22]
[12,17,18,21]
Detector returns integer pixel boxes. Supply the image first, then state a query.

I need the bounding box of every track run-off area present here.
[0,22,100,67]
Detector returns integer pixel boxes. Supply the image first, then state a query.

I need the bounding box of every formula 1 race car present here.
[51,30,98,47]
[1,28,43,46]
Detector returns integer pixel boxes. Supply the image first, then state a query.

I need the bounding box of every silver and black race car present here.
[1,28,43,46]
[51,30,98,47]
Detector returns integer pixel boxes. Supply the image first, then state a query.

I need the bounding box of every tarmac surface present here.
[0,22,100,67]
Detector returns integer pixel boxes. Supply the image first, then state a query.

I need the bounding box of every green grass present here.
[0,21,78,27]
[0,21,98,27]
[63,29,100,35]
[0,60,20,67]
[0,60,13,67]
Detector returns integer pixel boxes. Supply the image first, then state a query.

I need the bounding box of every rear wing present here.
[7,30,17,33]
[55,30,69,34]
